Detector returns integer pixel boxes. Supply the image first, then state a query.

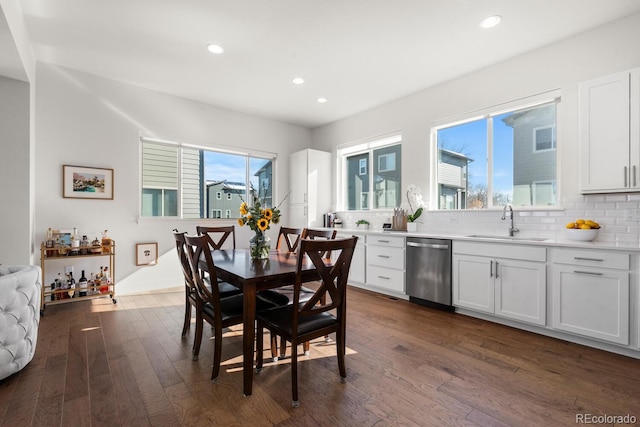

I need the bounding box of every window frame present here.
[533,125,556,152]
[430,90,561,211]
[140,137,277,219]
[337,133,402,212]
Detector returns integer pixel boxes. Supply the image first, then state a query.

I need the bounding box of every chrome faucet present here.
[501,204,519,236]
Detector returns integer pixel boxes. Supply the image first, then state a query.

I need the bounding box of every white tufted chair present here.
[0,265,41,380]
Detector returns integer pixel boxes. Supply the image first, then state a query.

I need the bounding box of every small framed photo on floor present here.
[63,165,114,199]
[136,242,158,266]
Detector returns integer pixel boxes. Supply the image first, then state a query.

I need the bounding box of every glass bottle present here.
[50,278,57,302]
[56,272,65,299]
[79,270,88,297]
[102,267,110,293]
[71,227,80,254]
[67,272,76,298]
[101,230,111,253]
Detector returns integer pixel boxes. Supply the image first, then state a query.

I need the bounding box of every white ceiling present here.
[14,0,640,128]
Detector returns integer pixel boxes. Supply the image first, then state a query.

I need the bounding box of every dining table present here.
[208,248,320,396]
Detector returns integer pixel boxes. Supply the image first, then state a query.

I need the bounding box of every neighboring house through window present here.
[141,138,276,218]
[338,134,402,210]
[434,94,559,209]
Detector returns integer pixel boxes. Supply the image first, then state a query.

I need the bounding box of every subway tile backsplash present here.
[335,193,640,246]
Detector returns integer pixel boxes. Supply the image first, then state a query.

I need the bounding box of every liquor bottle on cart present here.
[101,230,111,253]
[79,270,88,297]
[67,272,76,298]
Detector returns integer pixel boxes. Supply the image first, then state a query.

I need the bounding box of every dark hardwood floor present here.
[2,286,639,426]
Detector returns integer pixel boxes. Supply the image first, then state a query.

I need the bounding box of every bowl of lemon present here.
[565,219,600,241]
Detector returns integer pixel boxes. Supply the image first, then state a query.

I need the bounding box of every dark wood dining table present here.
[208,248,320,396]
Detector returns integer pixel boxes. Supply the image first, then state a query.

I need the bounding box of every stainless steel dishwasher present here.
[406,237,453,311]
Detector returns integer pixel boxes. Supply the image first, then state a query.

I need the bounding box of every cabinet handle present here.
[377,239,390,243]
[624,166,628,187]
[573,257,604,262]
[377,275,391,280]
[377,255,390,259]
[573,270,604,276]
[495,261,499,279]
[634,165,637,187]
[489,260,493,278]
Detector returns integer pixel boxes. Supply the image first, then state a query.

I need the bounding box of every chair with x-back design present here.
[255,236,358,407]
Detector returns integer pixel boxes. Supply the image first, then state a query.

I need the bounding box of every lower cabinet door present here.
[494,259,546,326]
[452,254,494,313]
[495,260,547,325]
[552,265,629,345]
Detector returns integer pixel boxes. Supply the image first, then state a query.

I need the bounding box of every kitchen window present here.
[141,138,276,218]
[338,134,402,211]
[433,94,559,209]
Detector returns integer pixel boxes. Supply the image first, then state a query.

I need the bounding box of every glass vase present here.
[249,233,271,260]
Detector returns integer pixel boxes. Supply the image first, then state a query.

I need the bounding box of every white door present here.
[289,204,307,228]
[552,265,629,345]
[631,68,640,189]
[452,254,494,313]
[494,259,546,326]
[579,71,631,192]
[289,150,308,205]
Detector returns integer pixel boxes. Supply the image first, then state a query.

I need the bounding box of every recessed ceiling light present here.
[207,44,224,54]
[317,97,327,103]
[292,77,305,85]
[480,15,501,29]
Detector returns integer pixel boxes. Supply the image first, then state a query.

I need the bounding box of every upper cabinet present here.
[289,149,331,227]
[579,68,640,193]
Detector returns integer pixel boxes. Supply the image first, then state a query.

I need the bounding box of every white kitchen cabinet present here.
[289,149,331,227]
[365,235,405,294]
[336,232,365,284]
[453,241,546,326]
[579,68,640,193]
[552,249,630,345]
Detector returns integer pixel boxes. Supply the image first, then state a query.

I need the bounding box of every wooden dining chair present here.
[276,226,304,252]
[302,228,337,240]
[183,234,283,382]
[174,230,240,361]
[196,225,242,298]
[261,226,315,360]
[255,236,358,407]
[196,225,236,250]
[303,228,337,258]
[173,231,199,341]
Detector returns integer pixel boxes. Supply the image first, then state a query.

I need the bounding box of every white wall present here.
[0,0,35,266]
[34,63,311,294]
[0,75,31,264]
[311,12,640,243]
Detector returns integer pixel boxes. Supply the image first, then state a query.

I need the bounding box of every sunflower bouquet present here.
[238,187,287,259]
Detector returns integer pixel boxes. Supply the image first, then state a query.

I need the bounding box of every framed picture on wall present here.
[136,242,158,266]
[63,165,114,199]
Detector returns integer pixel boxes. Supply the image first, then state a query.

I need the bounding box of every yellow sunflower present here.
[263,208,273,220]
[237,218,245,226]
[257,218,269,231]
[239,202,249,215]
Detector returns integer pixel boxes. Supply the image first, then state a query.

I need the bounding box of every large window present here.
[339,135,402,210]
[141,138,276,218]
[435,98,558,210]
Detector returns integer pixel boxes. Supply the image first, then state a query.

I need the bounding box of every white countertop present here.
[329,227,640,252]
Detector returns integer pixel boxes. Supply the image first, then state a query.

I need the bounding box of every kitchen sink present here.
[466,234,549,242]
